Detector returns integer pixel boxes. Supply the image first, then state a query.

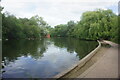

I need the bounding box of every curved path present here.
[59,40,119,78]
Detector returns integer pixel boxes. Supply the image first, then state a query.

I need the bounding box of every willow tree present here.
[73,9,118,41]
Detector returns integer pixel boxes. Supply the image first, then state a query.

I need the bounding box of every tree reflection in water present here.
[2,38,98,78]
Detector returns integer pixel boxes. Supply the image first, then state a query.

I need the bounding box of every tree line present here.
[1,7,119,43]
[2,13,51,39]
[50,9,119,43]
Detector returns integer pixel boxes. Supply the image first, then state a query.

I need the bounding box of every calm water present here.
[2,38,98,78]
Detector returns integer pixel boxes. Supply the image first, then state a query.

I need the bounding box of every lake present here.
[2,38,98,78]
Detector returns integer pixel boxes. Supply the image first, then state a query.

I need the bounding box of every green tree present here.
[2,13,50,39]
[72,9,118,41]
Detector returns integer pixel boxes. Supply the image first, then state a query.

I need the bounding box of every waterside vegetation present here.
[1,7,119,43]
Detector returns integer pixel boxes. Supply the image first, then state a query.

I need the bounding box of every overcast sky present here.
[1,0,119,27]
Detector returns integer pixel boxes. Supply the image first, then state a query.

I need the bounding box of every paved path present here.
[61,41,119,78]
[78,41,119,78]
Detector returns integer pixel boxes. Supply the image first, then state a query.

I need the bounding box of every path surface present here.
[61,41,119,78]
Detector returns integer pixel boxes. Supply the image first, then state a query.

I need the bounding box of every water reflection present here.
[2,38,98,78]
[50,38,98,59]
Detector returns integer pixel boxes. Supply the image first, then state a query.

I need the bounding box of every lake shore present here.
[57,40,119,78]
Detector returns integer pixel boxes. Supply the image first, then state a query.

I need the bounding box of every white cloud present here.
[1,0,119,27]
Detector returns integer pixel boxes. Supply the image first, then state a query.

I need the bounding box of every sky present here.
[1,0,119,27]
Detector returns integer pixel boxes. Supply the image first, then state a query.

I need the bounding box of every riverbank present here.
[57,40,119,78]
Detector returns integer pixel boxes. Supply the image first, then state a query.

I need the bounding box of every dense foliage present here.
[1,7,119,43]
[50,9,118,43]
[2,12,50,39]
[50,21,76,37]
